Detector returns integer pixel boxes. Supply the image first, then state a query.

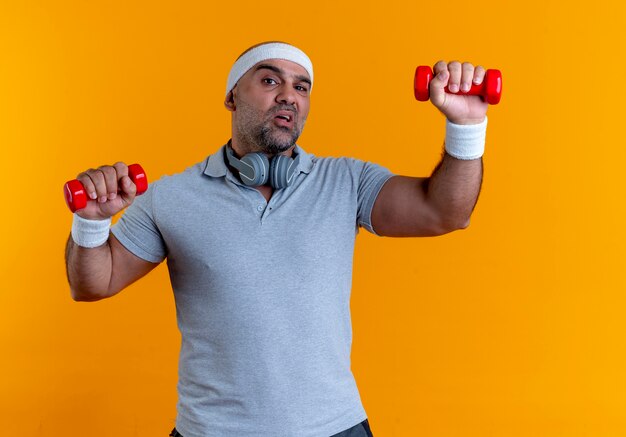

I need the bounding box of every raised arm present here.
[65,233,159,301]
[64,162,160,301]
[371,60,489,237]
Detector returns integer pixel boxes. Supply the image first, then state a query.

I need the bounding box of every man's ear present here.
[224,89,236,111]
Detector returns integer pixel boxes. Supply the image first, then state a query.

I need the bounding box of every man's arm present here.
[371,60,489,237]
[65,233,159,301]
[64,162,160,301]
[371,153,482,237]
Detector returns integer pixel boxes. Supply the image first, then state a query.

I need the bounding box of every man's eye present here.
[296,85,309,92]
[263,78,277,85]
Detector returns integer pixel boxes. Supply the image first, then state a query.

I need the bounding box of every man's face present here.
[228,59,311,155]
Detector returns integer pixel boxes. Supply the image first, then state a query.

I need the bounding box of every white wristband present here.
[71,213,112,248]
[444,116,488,160]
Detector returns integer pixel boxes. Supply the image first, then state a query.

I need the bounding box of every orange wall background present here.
[1,1,625,435]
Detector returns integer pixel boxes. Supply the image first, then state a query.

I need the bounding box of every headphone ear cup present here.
[240,153,270,186]
[269,155,294,190]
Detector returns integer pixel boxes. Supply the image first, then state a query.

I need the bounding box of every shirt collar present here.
[203,142,314,178]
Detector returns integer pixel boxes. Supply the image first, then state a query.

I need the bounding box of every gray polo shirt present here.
[111,144,394,437]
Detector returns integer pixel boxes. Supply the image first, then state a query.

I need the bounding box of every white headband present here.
[226,42,314,96]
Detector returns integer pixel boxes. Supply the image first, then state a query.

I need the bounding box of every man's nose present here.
[276,84,297,106]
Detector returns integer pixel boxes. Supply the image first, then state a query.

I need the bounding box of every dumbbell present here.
[414,65,502,105]
[64,164,148,212]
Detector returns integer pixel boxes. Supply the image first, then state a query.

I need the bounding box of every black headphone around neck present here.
[225,144,301,189]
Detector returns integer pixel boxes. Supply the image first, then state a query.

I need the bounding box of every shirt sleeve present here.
[356,160,395,235]
[110,183,167,263]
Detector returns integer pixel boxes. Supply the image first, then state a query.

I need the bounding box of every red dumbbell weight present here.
[414,65,502,105]
[63,163,148,212]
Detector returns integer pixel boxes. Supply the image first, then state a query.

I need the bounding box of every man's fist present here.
[70,162,141,220]
[429,60,489,125]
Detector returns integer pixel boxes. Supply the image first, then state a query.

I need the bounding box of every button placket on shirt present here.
[225,173,269,219]
[258,189,285,222]
[253,191,269,222]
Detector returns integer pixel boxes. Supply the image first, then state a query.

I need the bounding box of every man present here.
[65,41,490,437]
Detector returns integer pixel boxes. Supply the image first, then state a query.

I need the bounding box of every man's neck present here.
[229,137,295,160]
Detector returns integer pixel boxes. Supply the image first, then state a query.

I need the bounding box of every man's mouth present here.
[274,110,295,124]
[274,111,295,127]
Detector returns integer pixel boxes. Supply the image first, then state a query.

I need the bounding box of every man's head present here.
[224,42,313,156]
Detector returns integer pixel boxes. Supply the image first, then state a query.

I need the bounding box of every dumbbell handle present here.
[63,163,148,212]
[414,66,502,105]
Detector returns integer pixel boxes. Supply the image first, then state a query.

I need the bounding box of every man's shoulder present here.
[309,154,369,173]
[150,157,210,189]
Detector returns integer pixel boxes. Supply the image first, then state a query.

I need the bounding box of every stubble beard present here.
[236,100,305,155]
